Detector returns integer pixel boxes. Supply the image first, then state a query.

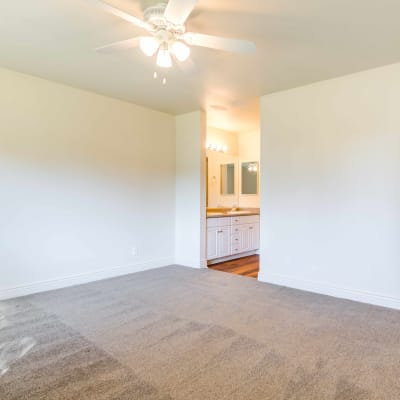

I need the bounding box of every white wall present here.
[175,111,207,268]
[259,63,400,310]
[0,67,176,299]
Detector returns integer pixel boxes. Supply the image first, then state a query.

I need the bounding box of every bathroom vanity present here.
[207,212,260,263]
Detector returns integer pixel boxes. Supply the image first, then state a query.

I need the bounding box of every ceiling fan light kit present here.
[171,41,190,62]
[157,44,173,68]
[139,36,159,56]
[92,0,256,71]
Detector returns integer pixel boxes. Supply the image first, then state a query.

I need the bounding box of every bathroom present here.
[205,123,260,277]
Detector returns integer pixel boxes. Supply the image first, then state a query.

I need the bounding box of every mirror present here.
[220,163,235,195]
[241,162,258,195]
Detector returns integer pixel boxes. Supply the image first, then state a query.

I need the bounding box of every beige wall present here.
[238,130,260,208]
[259,63,400,309]
[206,126,260,208]
[0,67,176,299]
[206,127,238,208]
[207,126,239,156]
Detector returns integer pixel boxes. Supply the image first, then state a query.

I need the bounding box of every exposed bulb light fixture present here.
[248,164,258,172]
[171,41,190,62]
[140,36,159,57]
[207,143,227,153]
[157,46,172,68]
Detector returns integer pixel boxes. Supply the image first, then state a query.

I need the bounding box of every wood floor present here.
[208,255,259,278]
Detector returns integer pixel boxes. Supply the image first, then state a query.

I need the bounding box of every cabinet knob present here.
[249,227,253,230]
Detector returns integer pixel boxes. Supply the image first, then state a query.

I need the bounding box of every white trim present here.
[207,251,258,265]
[0,257,174,301]
[258,272,400,310]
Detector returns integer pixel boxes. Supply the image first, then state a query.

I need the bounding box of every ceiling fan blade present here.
[96,37,141,53]
[183,32,256,54]
[88,0,152,31]
[164,0,198,25]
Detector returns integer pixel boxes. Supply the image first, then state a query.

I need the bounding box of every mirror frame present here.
[220,163,236,196]
[240,161,259,196]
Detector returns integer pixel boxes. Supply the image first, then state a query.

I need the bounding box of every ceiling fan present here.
[91,0,256,68]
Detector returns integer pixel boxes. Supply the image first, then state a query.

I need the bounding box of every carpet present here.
[1,265,399,399]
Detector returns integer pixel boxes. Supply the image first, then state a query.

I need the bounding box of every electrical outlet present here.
[132,247,138,256]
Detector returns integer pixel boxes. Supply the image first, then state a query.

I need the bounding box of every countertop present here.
[206,209,260,218]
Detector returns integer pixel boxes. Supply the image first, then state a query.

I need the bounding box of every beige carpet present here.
[1,265,400,399]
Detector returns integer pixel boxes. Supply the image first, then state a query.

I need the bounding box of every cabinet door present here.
[248,223,260,251]
[218,226,231,258]
[239,225,252,253]
[207,227,219,260]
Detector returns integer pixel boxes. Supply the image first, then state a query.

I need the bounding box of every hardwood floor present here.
[208,255,259,278]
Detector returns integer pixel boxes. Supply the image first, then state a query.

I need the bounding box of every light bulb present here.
[140,37,159,57]
[157,47,172,68]
[171,41,190,62]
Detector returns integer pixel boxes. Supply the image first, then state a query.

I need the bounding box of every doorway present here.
[204,112,261,278]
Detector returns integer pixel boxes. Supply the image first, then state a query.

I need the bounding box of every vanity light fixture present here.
[248,164,258,172]
[207,143,228,153]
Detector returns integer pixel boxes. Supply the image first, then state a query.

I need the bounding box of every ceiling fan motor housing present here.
[143,3,185,35]
[143,3,166,24]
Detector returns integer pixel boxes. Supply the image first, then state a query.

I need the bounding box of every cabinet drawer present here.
[231,234,240,245]
[231,215,260,225]
[207,216,231,228]
[231,225,241,234]
[231,244,242,255]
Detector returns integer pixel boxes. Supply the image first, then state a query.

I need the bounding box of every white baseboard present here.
[0,257,174,301]
[258,272,400,310]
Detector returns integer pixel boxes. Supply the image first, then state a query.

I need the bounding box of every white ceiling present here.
[1,0,400,132]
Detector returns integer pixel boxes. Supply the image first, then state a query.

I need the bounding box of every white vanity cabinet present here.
[207,218,231,260]
[207,215,260,262]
